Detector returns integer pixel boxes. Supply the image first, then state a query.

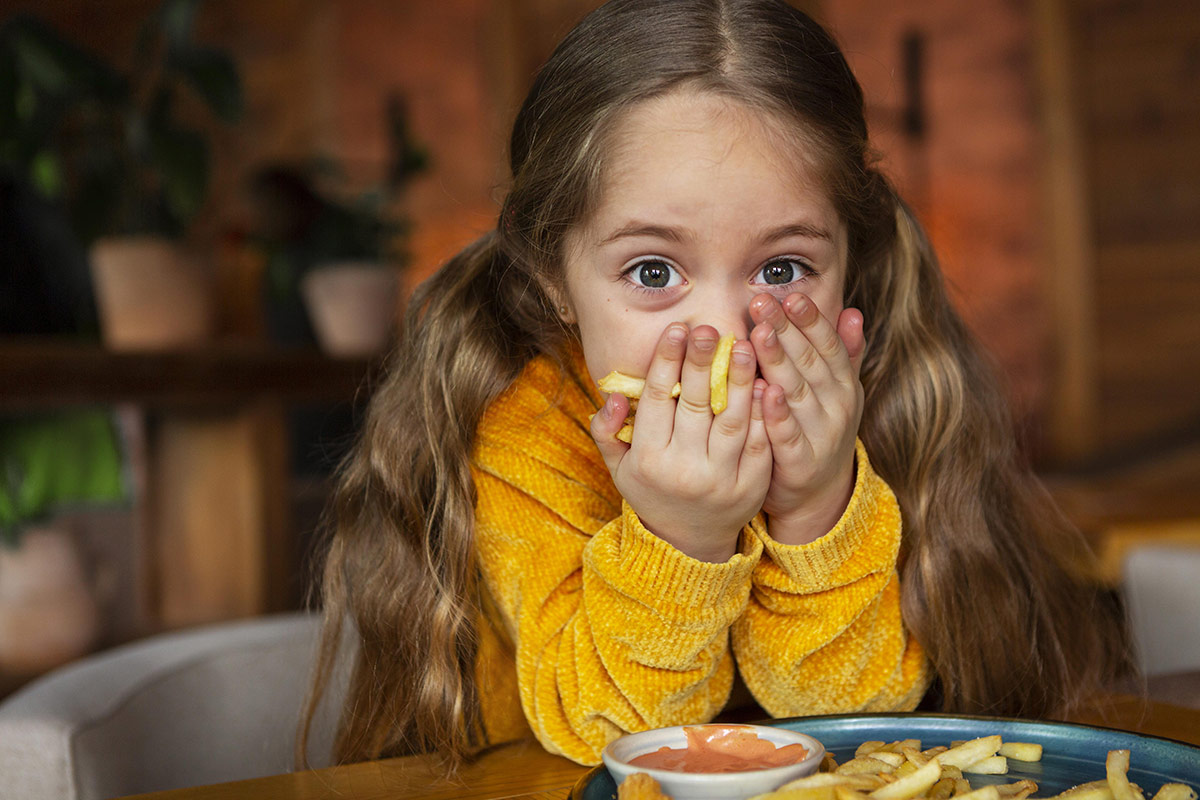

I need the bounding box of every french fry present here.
[870,757,942,800]
[1152,785,1198,800]
[929,776,958,800]
[708,332,735,413]
[857,742,888,758]
[873,752,908,768]
[1106,750,1145,800]
[836,786,875,800]
[994,779,1038,800]
[956,787,1002,800]
[999,742,1043,762]
[752,787,838,800]
[963,756,1008,776]
[1052,781,1115,800]
[938,736,1003,770]
[837,757,899,775]
[617,772,670,800]
[778,774,888,792]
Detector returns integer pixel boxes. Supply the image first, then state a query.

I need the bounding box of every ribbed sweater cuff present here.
[584,501,761,615]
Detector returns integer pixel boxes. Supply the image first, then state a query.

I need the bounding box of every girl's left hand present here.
[749,292,866,545]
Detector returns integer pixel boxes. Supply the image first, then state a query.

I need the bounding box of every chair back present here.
[1122,543,1200,676]
[0,612,350,800]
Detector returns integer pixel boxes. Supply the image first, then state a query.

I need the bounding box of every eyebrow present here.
[598,220,834,246]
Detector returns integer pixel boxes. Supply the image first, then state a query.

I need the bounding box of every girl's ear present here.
[542,283,577,325]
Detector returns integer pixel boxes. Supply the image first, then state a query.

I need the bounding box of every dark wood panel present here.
[0,340,377,410]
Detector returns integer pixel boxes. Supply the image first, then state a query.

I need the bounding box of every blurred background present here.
[1,0,1198,697]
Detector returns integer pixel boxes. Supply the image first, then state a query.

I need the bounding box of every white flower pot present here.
[90,236,215,350]
[300,262,400,358]
[0,526,101,675]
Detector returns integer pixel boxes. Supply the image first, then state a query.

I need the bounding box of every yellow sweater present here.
[470,347,929,765]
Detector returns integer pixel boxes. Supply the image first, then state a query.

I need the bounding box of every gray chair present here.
[0,612,350,800]
[1121,542,1200,709]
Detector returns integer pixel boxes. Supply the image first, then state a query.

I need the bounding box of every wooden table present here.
[117,697,1200,800]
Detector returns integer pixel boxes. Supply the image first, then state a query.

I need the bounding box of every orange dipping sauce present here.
[627,725,810,774]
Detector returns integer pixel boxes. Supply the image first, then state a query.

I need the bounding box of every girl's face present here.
[560,90,849,383]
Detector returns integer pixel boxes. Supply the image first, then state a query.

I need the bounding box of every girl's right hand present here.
[590,323,772,562]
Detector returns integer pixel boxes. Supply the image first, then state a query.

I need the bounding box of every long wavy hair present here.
[299,0,1130,771]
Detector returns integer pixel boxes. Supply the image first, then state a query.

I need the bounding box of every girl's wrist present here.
[635,513,742,563]
[765,466,856,546]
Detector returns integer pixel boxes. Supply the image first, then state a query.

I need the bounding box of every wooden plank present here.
[1032,0,1100,465]
[151,403,293,629]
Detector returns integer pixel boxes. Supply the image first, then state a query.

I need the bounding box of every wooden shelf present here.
[0,339,377,409]
[0,338,382,634]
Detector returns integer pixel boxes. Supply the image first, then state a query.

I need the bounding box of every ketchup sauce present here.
[627,725,810,773]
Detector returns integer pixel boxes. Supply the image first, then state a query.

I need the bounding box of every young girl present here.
[300,0,1128,769]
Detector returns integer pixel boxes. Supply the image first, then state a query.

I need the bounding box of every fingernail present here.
[732,346,753,365]
[694,335,716,351]
[667,325,687,344]
[764,328,777,346]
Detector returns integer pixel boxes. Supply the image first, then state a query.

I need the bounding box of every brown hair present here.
[300,0,1129,770]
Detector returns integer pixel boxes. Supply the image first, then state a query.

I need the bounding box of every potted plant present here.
[0,410,128,675]
[0,1,243,349]
[247,93,429,357]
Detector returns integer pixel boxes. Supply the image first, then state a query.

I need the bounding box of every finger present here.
[750,317,820,418]
[782,293,853,385]
[749,294,832,392]
[675,325,719,439]
[739,378,772,488]
[837,307,866,379]
[590,391,631,472]
[762,382,811,457]
[709,340,754,463]
[632,323,688,447]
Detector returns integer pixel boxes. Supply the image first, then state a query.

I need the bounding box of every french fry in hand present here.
[708,332,735,413]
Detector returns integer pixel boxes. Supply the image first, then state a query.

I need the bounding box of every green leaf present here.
[149,120,209,222]
[0,410,127,542]
[157,0,203,53]
[29,150,61,197]
[170,47,242,122]
[7,15,123,100]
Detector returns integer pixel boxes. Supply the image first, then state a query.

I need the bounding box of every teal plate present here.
[569,713,1200,799]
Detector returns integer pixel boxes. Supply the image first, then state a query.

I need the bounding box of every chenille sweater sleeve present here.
[733,440,930,716]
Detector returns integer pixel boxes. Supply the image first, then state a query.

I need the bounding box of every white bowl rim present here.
[601,722,825,781]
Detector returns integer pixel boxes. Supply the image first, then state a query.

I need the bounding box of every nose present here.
[688,284,753,341]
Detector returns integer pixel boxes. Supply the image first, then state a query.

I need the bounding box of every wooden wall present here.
[1067,0,1200,462]
[1034,0,1200,465]
[11,0,1199,465]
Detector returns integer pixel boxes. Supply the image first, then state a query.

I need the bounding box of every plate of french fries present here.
[569,714,1200,800]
